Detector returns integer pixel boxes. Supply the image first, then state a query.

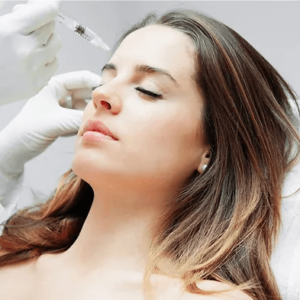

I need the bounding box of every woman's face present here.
[73,25,209,191]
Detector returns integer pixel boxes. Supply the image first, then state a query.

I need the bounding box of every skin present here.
[0,25,252,300]
[69,24,210,275]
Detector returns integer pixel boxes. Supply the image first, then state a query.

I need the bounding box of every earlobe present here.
[201,164,208,172]
[197,149,210,174]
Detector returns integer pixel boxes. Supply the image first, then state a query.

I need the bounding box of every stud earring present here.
[202,164,207,172]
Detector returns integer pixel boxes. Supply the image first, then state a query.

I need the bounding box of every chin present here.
[71,151,115,189]
[71,153,93,184]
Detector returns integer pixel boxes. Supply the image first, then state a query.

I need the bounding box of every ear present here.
[197,147,210,174]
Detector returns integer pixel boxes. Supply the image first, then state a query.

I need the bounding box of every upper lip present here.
[82,120,118,140]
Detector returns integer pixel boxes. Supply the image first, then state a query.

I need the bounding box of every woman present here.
[0,9,299,300]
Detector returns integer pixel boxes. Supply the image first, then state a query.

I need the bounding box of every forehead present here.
[110,25,196,83]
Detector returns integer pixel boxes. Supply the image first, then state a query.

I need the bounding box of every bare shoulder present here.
[182,280,253,300]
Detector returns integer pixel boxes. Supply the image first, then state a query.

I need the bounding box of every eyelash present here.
[135,87,163,100]
[93,84,163,101]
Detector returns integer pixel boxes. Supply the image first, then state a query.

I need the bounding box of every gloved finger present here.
[26,0,62,9]
[30,21,55,46]
[33,33,61,69]
[55,71,102,91]
[34,58,59,92]
[59,88,93,109]
[59,95,73,109]
[43,32,62,60]
[55,109,84,137]
[50,71,102,101]
[12,4,26,12]
[13,1,60,34]
[73,99,88,111]
[59,97,88,111]
[45,57,59,76]
[71,88,94,100]
[46,32,62,57]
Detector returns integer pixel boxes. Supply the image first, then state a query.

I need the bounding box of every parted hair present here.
[1,9,299,300]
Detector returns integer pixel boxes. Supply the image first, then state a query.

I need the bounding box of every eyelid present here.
[92,83,165,100]
[102,66,169,93]
[135,87,164,100]
[135,87,161,96]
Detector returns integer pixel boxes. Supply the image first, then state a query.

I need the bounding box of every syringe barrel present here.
[74,25,97,42]
[56,13,77,31]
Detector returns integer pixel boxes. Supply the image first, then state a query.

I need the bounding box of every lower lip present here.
[82,131,116,142]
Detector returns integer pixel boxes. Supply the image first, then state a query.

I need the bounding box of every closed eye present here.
[135,87,164,100]
[92,84,164,101]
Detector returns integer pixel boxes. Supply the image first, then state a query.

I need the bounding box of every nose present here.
[92,85,121,115]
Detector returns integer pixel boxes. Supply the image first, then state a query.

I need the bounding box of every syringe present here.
[55,12,110,51]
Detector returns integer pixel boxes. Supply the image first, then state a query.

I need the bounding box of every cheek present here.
[131,110,201,163]
[148,105,202,146]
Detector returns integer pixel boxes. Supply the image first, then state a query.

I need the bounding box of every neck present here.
[58,181,174,276]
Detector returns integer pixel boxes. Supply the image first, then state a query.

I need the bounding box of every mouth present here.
[81,119,118,141]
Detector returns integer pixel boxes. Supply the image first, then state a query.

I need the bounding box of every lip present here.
[82,119,118,140]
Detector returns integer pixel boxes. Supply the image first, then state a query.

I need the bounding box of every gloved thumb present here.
[56,108,84,137]
[50,71,102,102]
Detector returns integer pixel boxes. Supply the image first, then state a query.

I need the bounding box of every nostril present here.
[100,100,111,110]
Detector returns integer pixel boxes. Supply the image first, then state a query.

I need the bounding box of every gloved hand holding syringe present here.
[0,1,109,106]
[0,1,106,219]
[0,0,62,105]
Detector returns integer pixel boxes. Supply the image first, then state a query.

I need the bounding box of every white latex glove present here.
[0,0,62,105]
[0,70,101,209]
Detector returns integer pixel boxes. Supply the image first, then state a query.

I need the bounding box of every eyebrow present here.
[101,63,179,87]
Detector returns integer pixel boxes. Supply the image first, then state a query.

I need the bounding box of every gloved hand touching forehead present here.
[0,0,62,105]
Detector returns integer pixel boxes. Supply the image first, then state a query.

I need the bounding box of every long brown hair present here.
[0,9,299,300]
